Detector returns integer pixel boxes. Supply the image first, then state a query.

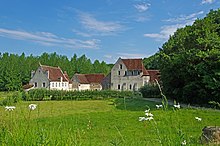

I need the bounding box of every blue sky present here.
[0,0,219,63]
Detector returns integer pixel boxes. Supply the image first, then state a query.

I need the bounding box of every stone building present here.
[102,58,160,91]
[29,64,71,90]
[71,73,105,91]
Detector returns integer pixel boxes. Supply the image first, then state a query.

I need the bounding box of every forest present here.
[0,52,112,91]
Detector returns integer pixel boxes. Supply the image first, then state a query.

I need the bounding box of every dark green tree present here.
[159,9,220,104]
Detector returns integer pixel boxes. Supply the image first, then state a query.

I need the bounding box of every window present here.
[130,84,132,90]
[118,84,120,90]
[118,71,120,75]
[119,64,122,69]
[42,82,46,87]
[125,71,127,76]
[55,83,57,87]
[52,83,54,87]
[62,83,64,87]
[59,83,60,87]
[34,82,37,87]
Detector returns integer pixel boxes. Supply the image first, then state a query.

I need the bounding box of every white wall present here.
[78,84,90,91]
[50,81,69,90]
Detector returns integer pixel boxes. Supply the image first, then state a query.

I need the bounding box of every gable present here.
[113,58,149,76]
[40,65,69,82]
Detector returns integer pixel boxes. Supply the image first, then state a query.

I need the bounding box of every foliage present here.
[143,52,160,69]
[0,52,111,91]
[159,9,220,104]
[0,91,22,106]
[139,84,161,98]
[23,89,133,101]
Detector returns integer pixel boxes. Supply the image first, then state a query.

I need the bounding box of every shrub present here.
[0,91,22,106]
[23,89,133,101]
[139,84,160,98]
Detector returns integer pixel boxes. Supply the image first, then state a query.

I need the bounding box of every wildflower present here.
[174,103,180,109]
[181,140,186,145]
[145,112,153,117]
[5,106,16,111]
[29,104,37,110]
[145,117,154,121]
[156,104,163,109]
[145,109,150,113]
[139,117,146,121]
[195,117,202,121]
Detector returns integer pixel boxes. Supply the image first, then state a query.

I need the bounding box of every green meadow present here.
[0,97,220,145]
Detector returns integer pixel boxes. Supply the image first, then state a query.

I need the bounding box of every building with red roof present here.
[71,73,105,91]
[29,64,71,90]
[102,58,160,91]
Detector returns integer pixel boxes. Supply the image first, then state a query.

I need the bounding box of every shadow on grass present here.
[114,98,157,111]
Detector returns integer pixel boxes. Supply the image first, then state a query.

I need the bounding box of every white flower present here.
[139,117,146,121]
[156,104,163,109]
[145,109,150,113]
[145,117,154,121]
[29,104,37,110]
[5,106,16,111]
[195,117,202,121]
[181,140,186,145]
[145,112,154,117]
[174,103,180,109]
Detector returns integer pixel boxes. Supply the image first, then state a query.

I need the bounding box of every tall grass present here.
[0,98,220,145]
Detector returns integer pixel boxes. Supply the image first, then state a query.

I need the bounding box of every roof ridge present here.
[41,64,59,69]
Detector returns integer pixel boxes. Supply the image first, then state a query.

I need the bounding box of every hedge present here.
[22,89,133,101]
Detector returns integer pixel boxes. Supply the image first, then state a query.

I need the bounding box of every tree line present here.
[0,52,111,91]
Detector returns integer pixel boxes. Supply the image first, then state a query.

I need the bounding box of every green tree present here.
[159,9,220,104]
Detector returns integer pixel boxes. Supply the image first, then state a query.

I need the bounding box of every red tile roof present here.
[40,65,69,82]
[121,58,149,76]
[73,74,105,84]
[148,70,160,83]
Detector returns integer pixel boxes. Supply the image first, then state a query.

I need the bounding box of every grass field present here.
[0,98,220,145]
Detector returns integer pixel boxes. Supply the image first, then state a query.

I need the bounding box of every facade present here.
[71,74,105,91]
[102,58,160,91]
[29,64,71,90]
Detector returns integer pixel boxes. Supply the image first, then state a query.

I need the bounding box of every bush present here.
[22,89,133,101]
[0,91,23,106]
[139,84,160,98]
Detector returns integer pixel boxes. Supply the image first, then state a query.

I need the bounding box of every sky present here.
[0,0,219,63]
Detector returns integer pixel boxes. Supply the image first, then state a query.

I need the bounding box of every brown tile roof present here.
[121,58,149,76]
[148,70,160,83]
[73,74,105,84]
[40,65,69,82]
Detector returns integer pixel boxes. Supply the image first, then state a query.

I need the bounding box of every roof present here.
[147,70,160,83]
[73,74,105,84]
[40,65,69,82]
[121,58,149,76]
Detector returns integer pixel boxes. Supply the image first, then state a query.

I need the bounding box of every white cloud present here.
[134,3,151,12]
[164,11,204,23]
[201,0,214,4]
[104,54,112,59]
[144,11,204,41]
[0,28,100,49]
[78,12,124,35]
